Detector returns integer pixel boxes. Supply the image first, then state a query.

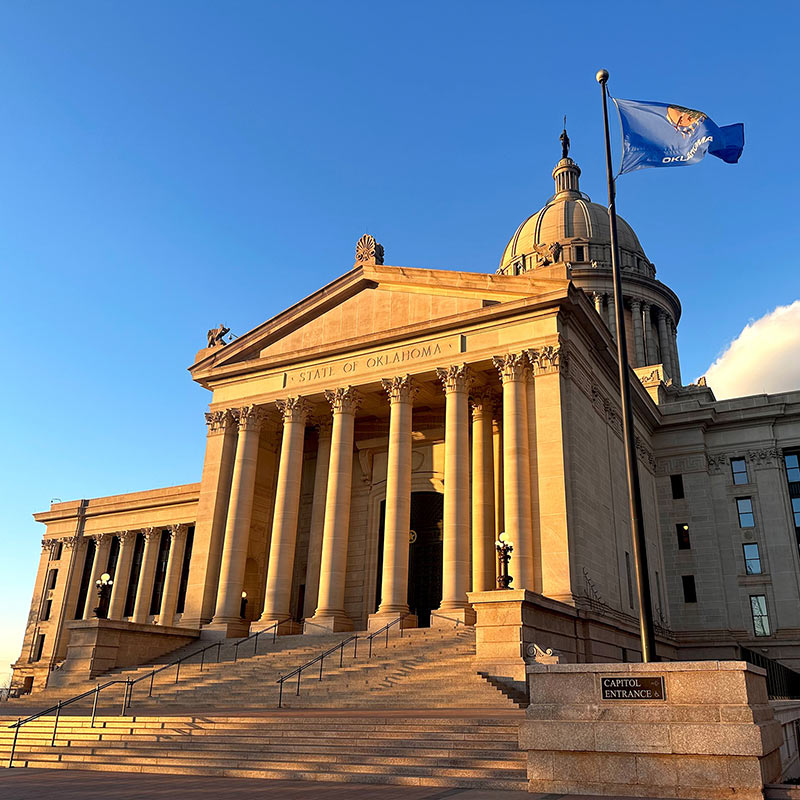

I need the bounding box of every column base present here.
[433,605,476,626]
[367,612,417,632]
[304,612,353,634]
[202,619,251,638]
[252,618,301,636]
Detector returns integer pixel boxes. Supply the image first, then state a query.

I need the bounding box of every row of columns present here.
[592,292,681,382]
[56,524,190,627]
[207,349,552,631]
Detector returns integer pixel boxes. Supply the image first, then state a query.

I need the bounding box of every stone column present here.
[309,387,362,632]
[132,527,160,624]
[630,299,645,367]
[669,317,682,385]
[82,534,111,619]
[493,353,534,590]
[643,302,658,366]
[180,410,238,628]
[593,292,605,318]
[470,387,496,593]
[302,418,332,619]
[209,405,266,629]
[371,376,418,627]
[657,308,674,379]
[525,371,541,591]
[257,397,310,630]
[107,531,134,619]
[158,524,188,627]
[606,293,617,340]
[493,415,504,540]
[436,364,474,621]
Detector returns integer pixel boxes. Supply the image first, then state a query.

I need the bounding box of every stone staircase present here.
[0,625,528,789]
[0,712,527,789]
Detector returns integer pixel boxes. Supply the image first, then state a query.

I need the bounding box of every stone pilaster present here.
[371,376,418,627]
[309,387,362,632]
[257,397,310,630]
[436,365,474,621]
[631,299,645,367]
[493,354,534,591]
[158,524,188,627]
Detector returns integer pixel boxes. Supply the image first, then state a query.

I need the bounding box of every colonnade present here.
[49,523,191,627]
[592,292,681,383]
[205,349,551,632]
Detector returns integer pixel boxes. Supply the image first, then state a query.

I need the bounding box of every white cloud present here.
[703,300,800,400]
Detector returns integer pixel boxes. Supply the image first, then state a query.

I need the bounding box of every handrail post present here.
[254,632,259,656]
[353,636,358,659]
[319,655,324,681]
[385,625,389,648]
[175,660,181,684]
[200,648,205,672]
[369,636,373,659]
[149,671,155,697]
[120,681,127,716]
[233,642,239,663]
[339,642,344,668]
[126,678,134,710]
[91,684,99,728]
[278,678,283,708]
[272,625,277,644]
[8,719,20,767]
[216,641,221,663]
[400,614,404,638]
[296,668,301,696]
[51,701,61,747]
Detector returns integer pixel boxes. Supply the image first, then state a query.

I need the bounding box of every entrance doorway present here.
[374,491,443,627]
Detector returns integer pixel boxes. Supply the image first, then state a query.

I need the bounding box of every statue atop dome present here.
[560,116,570,160]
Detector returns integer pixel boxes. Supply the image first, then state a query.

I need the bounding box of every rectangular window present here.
[625,552,634,609]
[731,458,749,485]
[575,245,585,262]
[736,497,755,528]
[31,633,46,662]
[743,543,762,574]
[682,575,697,603]
[46,569,58,591]
[750,595,770,636]
[670,474,685,500]
[676,523,691,550]
[792,497,800,529]
[41,600,52,621]
[49,541,62,561]
[785,453,800,483]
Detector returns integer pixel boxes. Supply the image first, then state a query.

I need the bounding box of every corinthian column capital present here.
[324,386,362,415]
[231,405,267,432]
[525,345,568,375]
[168,523,188,541]
[275,396,311,424]
[141,526,158,541]
[470,386,496,419]
[492,353,530,383]
[381,375,419,404]
[436,364,473,393]
[205,409,235,435]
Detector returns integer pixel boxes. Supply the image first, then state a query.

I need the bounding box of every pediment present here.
[191,263,570,381]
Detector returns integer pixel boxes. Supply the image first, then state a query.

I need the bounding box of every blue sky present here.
[1,1,798,680]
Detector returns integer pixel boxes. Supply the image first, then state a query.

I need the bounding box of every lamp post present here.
[93,573,113,619]
[495,532,514,590]
[240,591,248,619]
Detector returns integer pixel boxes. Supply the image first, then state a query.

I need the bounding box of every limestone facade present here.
[12,155,800,693]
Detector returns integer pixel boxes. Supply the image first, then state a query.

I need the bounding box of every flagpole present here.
[596,68,658,663]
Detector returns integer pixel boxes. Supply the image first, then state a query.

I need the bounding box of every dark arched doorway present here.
[374,491,443,627]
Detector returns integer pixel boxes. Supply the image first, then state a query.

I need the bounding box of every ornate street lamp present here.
[495,532,514,589]
[240,591,248,619]
[93,572,113,619]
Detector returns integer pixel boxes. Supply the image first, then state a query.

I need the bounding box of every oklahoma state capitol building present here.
[12,147,800,693]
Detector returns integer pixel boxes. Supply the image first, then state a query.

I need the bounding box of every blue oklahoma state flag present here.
[613,97,744,174]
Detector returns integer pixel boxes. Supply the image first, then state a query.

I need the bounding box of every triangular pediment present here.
[190,263,570,383]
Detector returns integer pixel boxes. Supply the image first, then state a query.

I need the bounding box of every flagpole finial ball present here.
[596,69,609,84]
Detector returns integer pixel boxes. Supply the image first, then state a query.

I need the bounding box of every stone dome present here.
[497,157,654,278]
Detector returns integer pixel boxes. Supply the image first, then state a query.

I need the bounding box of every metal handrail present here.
[276,613,410,707]
[429,611,473,628]
[5,621,281,766]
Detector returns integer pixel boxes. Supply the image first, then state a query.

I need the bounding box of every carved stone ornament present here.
[526,345,567,375]
[232,405,267,432]
[169,523,188,540]
[205,409,234,435]
[355,234,384,266]
[88,533,106,545]
[635,435,657,470]
[524,643,561,665]
[531,241,562,267]
[381,375,418,404]
[492,353,529,383]
[41,538,57,553]
[115,530,134,544]
[706,453,728,473]
[747,448,780,467]
[324,386,363,415]
[639,367,663,384]
[206,323,230,348]
[141,526,158,541]
[275,397,311,425]
[436,364,474,393]
[470,386,496,418]
[60,535,79,550]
